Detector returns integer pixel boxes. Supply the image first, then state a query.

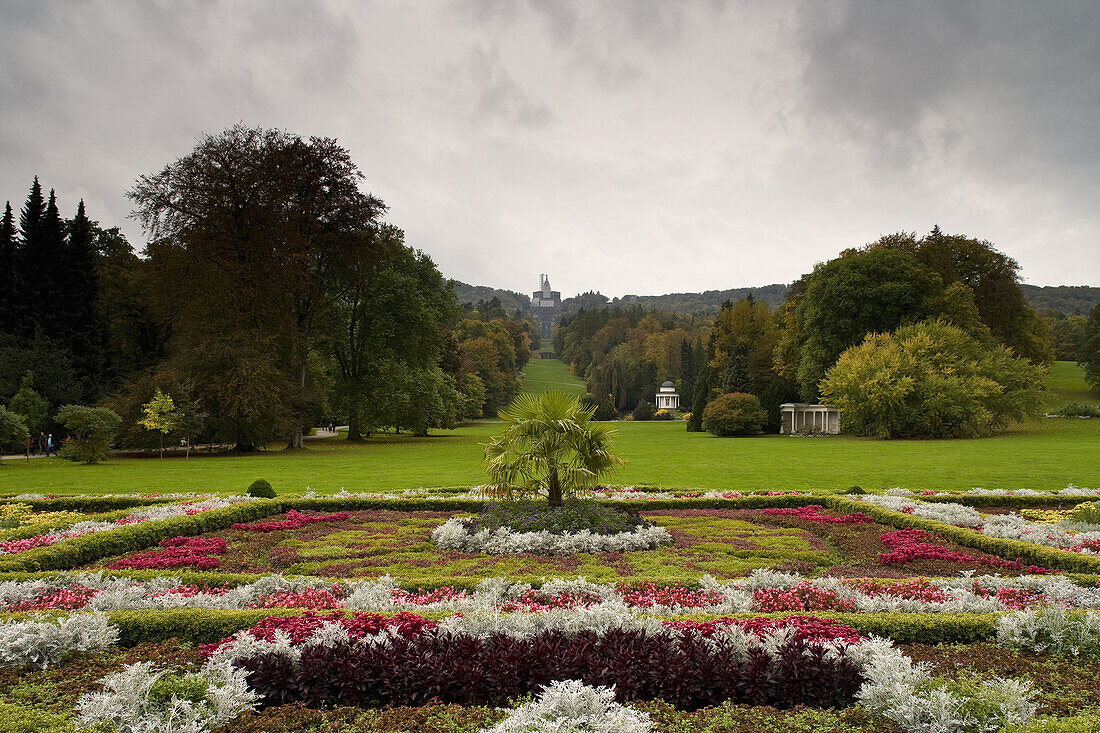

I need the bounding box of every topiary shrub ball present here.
[247,479,276,498]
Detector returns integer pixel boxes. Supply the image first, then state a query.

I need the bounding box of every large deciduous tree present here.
[775,247,945,399]
[327,224,460,440]
[1081,303,1100,394]
[820,319,1046,438]
[131,124,385,450]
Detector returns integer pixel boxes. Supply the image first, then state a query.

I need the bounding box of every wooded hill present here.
[451,279,1100,318]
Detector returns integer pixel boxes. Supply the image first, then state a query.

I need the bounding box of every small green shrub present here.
[0,703,79,733]
[150,673,210,705]
[247,479,276,499]
[631,400,656,421]
[465,499,648,536]
[702,392,766,436]
[55,405,122,463]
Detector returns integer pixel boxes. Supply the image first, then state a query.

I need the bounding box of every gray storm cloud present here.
[0,0,1096,298]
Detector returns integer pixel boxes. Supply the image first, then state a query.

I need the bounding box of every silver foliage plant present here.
[855,637,1037,733]
[430,517,672,555]
[997,607,1100,656]
[0,611,117,668]
[76,659,257,733]
[482,679,653,733]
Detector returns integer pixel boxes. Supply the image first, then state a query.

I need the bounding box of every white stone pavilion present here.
[779,403,840,434]
[655,381,680,410]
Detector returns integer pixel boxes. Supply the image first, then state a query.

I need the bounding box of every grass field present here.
[1047,359,1100,406]
[518,351,588,396]
[1,361,1096,496]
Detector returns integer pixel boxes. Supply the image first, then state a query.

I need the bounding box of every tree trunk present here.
[547,466,563,507]
[287,359,306,449]
[159,434,164,459]
[346,412,363,442]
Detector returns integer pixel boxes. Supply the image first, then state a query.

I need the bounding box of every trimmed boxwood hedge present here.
[920,494,1100,508]
[0,497,178,511]
[90,608,1000,647]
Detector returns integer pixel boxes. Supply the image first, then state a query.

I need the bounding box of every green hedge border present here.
[83,607,1001,647]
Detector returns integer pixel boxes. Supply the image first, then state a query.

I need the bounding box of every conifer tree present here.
[0,202,15,334]
[13,176,46,333]
[679,337,695,405]
[40,189,67,334]
[63,200,104,397]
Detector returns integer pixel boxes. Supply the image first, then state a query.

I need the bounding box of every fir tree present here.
[687,337,716,432]
[63,200,104,398]
[40,189,67,334]
[0,202,15,334]
[13,176,47,334]
[721,346,752,394]
[679,337,695,404]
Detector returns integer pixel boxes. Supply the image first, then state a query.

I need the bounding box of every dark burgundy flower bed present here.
[878,529,1052,574]
[230,618,863,711]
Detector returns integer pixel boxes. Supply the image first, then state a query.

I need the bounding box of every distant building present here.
[530,274,562,338]
[656,381,680,410]
[779,403,840,435]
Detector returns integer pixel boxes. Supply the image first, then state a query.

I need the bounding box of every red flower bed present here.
[199,610,438,656]
[617,581,724,609]
[761,505,873,524]
[751,580,858,613]
[107,536,228,570]
[662,615,864,644]
[232,509,349,532]
[878,529,1051,573]
[3,585,99,612]
[252,587,346,609]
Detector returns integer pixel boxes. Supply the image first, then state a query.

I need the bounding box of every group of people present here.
[26,431,56,457]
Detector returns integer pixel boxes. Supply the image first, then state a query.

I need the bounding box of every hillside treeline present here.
[0,126,536,452]
[553,227,1089,437]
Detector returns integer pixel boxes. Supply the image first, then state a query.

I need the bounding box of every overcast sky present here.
[2,1,1097,299]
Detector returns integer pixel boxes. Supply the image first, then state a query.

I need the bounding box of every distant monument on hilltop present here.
[530,274,561,339]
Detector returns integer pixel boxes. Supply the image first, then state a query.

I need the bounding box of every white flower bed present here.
[430,517,673,555]
[0,612,117,668]
[483,680,653,733]
[997,606,1100,657]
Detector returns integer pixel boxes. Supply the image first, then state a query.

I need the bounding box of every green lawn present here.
[1047,360,1100,406]
[519,355,588,396]
[1,359,1096,496]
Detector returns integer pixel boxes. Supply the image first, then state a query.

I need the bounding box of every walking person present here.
[37,431,46,455]
[46,433,55,457]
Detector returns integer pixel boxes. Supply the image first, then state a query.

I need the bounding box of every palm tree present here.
[483,391,624,507]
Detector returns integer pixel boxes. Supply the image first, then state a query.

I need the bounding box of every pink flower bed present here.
[752,580,858,612]
[231,509,349,533]
[391,587,471,605]
[107,536,228,570]
[761,505,874,524]
[0,531,86,554]
[845,578,950,603]
[878,528,1052,573]
[500,590,602,612]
